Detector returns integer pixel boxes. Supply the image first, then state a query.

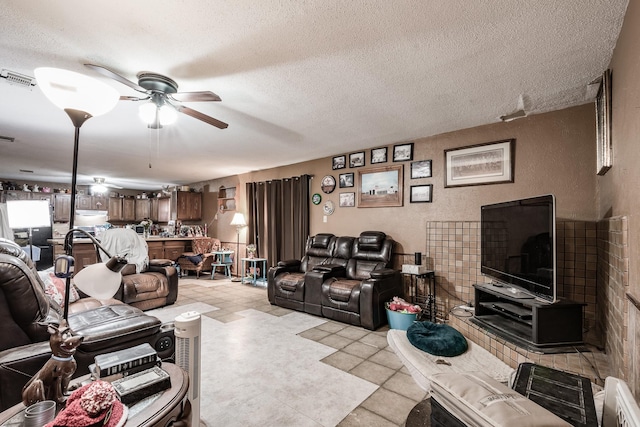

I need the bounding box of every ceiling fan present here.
[84,64,228,130]
[91,177,122,192]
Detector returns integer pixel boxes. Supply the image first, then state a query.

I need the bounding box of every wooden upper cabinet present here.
[135,199,151,221]
[108,197,123,221]
[77,195,107,210]
[171,191,202,221]
[122,198,136,222]
[157,197,171,223]
[53,194,71,222]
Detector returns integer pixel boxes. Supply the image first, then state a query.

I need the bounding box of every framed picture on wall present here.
[444,139,515,188]
[370,147,388,164]
[357,164,403,208]
[410,184,432,203]
[411,160,432,179]
[596,69,612,175]
[393,142,414,162]
[332,155,346,170]
[349,151,365,168]
[339,192,355,207]
[339,172,354,188]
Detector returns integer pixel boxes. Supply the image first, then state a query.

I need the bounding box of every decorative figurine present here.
[22,183,31,192]
[33,184,40,192]
[22,319,84,406]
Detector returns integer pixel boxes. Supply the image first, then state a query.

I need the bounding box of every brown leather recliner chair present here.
[98,228,178,310]
[0,238,175,411]
[321,231,402,330]
[268,233,337,311]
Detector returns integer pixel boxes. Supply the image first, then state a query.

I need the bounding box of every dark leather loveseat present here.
[268,231,401,330]
[0,238,175,411]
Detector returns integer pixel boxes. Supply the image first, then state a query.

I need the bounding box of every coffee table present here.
[0,363,189,427]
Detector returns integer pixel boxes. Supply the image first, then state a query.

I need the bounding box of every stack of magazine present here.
[90,343,171,404]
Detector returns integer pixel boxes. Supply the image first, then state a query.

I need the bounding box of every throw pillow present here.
[406,321,468,357]
[39,270,80,304]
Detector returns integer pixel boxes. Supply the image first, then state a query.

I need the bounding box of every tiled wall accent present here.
[425,222,484,318]
[596,216,629,380]
[627,294,640,397]
[420,220,597,332]
[557,221,598,334]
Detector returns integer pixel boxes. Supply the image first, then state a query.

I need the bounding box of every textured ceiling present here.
[0,1,628,190]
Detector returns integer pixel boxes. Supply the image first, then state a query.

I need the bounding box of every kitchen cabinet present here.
[53,194,71,222]
[72,244,98,275]
[156,197,171,223]
[108,197,136,222]
[163,241,188,261]
[217,186,236,212]
[77,195,107,210]
[171,191,201,221]
[135,199,151,221]
[123,199,135,222]
[108,197,123,221]
[147,241,165,260]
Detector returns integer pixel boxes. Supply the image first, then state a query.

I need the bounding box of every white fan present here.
[91,177,123,192]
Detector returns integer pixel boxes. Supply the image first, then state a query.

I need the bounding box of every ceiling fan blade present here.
[168,91,221,102]
[84,64,149,94]
[120,95,150,101]
[176,105,228,129]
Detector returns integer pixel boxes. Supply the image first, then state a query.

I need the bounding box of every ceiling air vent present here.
[1,69,36,87]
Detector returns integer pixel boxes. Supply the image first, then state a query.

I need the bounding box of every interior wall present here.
[599,0,640,394]
[195,104,597,258]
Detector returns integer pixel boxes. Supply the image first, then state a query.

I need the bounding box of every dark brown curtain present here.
[246,175,310,267]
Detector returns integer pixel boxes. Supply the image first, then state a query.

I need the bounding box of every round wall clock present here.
[323,200,335,215]
[321,175,336,194]
[312,193,322,205]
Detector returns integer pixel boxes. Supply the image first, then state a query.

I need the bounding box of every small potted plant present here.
[246,244,257,258]
[386,296,422,330]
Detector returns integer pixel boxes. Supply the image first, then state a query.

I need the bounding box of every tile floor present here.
[163,274,610,426]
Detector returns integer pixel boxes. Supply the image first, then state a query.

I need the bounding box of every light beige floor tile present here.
[320,334,354,350]
[342,341,381,359]
[350,360,396,385]
[322,350,365,372]
[360,388,417,425]
[337,407,398,427]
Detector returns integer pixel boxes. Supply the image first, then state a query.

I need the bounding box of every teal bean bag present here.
[406,321,468,357]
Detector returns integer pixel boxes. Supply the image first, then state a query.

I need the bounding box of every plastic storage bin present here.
[386,308,418,330]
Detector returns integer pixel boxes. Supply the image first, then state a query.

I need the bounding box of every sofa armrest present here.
[370,268,396,279]
[312,264,346,274]
[277,259,302,269]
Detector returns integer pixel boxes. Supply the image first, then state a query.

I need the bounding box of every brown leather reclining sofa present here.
[268,231,402,330]
[0,238,175,411]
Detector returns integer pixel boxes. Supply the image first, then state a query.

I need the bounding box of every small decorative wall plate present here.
[312,193,322,205]
[323,200,335,215]
[321,175,336,194]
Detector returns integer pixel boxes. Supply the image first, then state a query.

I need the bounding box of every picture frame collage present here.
[331,141,434,208]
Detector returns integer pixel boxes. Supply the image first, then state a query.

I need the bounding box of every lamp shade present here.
[73,257,126,300]
[34,67,119,116]
[6,200,50,228]
[230,212,246,227]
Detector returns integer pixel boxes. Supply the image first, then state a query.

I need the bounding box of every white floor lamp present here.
[230,212,246,282]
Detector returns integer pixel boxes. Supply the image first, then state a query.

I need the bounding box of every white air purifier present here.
[175,311,202,426]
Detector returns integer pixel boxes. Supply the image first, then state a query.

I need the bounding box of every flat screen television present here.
[481,194,556,303]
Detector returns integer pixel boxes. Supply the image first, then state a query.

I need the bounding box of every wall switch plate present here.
[323,215,327,223]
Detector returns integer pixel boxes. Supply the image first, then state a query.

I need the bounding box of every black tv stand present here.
[472,283,585,352]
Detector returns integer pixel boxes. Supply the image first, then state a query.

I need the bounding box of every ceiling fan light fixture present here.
[138,102,157,124]
[158,104,177,125]
[34,67,119,116]
[91,177,107,194]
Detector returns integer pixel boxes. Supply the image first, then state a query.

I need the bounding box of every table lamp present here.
[230,213,247,282]
[6,199,51,263]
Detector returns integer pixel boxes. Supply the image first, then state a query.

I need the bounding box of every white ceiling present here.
[0,1,628,191]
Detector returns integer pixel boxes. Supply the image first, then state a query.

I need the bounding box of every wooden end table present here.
[0,363,189,427]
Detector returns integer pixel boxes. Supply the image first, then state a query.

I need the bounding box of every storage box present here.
[402,264,429,275]
[386,307,418,330]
